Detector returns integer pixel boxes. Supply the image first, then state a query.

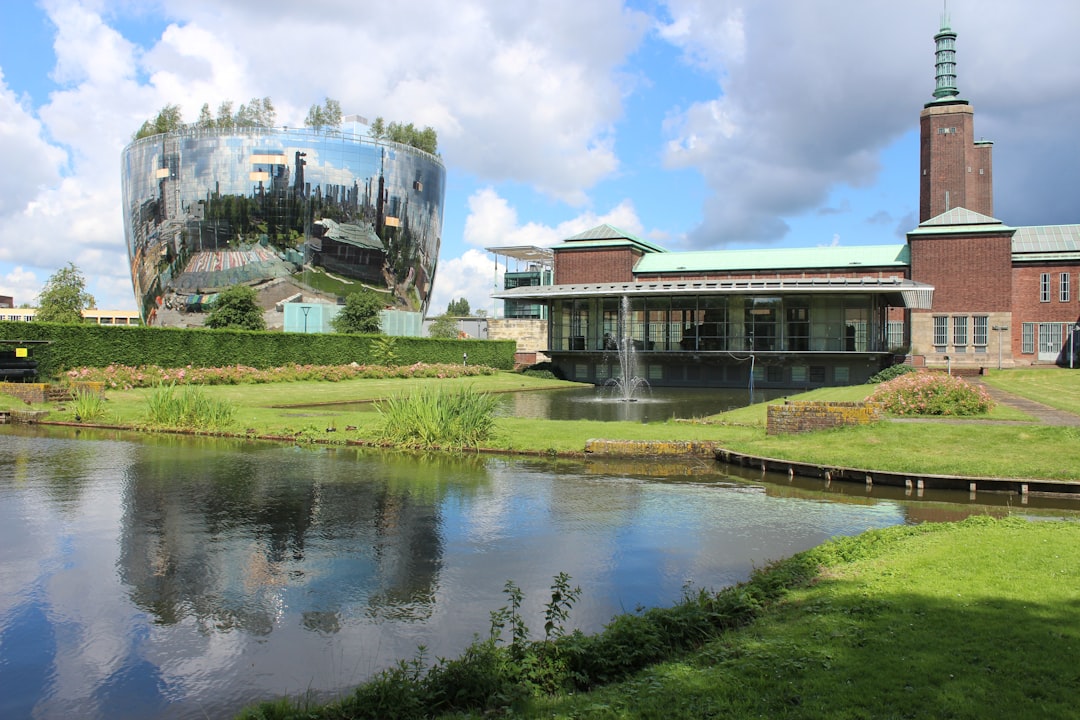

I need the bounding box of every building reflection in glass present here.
[120,121,445,326]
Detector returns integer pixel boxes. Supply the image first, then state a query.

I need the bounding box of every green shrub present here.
[0,321,516,377]
[144,384,237,431]
[71,389,108,423]
[374,385,499,449]
[866,363,918,384]
[868,371,994,415]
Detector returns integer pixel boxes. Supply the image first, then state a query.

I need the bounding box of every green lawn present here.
[517,517,1080,720]
[981,367,1080,415]
[13,367,1080,481]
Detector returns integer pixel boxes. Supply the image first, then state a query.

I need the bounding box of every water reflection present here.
[0,425,1075,719]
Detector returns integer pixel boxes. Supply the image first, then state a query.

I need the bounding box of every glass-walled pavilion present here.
[496,277,933,387]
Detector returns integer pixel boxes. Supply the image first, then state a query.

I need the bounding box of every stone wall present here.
[0,381,103,405]
[487,318,549,362]
[766,401,883,435]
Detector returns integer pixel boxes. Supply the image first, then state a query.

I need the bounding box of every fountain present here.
[604,296,649,402]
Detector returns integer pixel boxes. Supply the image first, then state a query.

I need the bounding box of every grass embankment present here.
[981,368,1080,415]
[10,366,1080,480]
[238,517,1080,719]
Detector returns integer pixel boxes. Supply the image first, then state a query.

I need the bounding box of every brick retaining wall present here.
[766,401,883,435]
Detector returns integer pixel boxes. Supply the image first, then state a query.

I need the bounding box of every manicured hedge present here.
[0,322,516,377]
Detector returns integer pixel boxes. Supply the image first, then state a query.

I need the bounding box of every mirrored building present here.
[121,121,445,326]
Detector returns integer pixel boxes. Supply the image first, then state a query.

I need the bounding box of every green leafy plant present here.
[868,371,994,416]
[374,385,498,450]
[866,363,919,384]
[144,384,237,431]
[70,388,108,423]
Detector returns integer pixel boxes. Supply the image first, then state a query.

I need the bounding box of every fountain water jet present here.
[604,296,650,402]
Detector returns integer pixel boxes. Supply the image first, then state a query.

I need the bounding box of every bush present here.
[144,384,237,431]
[374,385,499,449]
[64,362,498,389]
[868,371,994,416]
[866,363,919,384]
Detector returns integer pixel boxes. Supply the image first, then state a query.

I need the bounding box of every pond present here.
[0,424,1072,719]
[287,386,792,423]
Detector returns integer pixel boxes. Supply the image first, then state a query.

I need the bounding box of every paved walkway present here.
[971,380,1080,426]
[889,379,1080,426]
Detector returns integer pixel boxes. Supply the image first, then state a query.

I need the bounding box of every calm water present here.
[288,386,792,423]
[0,424,1062,719]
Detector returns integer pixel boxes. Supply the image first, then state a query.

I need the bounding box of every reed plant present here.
[143,383,237,432]
[70,388,109,423]
[374,385,499,450]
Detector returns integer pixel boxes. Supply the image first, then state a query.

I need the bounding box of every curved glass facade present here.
[121,124,445,325]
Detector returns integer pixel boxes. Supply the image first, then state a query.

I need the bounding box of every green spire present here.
[932,7,959,99]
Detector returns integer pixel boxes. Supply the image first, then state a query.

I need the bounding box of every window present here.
[1041,273,1051,303]
[1022,323,1035,354]
[952,316,968,350]
[886,320,904,350]
[973,316,988,348]
[933,316,949,348]
[1061,273,1071,302]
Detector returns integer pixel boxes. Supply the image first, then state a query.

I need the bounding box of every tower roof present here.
[927,11,966,106]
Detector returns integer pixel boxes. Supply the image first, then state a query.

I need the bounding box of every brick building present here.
[493,18,1080,388]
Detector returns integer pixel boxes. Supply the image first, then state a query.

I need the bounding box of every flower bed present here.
[868,371,994,416]
[64,362,498,389]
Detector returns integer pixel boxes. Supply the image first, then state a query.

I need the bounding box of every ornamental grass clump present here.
[868,371,994,416]
[144,384,237,431]
[374,385,499,450]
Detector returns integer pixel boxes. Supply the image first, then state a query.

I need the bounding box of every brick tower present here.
[918,15,993,222]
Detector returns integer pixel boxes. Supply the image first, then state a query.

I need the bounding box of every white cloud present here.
[0,73,66,216]
[657,0,1080,247]
[438,188,646,315]
[0,266,43,305]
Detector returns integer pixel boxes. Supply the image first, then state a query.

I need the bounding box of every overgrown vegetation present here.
[144,384,237,431]
[868,371,994,415]
[65,362,497,389]
[70,388,108,423]
[866,362,919,384]
[374,385,499,449]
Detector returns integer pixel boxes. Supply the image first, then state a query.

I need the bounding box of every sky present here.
[2,0,1080,318]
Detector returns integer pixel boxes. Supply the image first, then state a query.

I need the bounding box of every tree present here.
[331,292,383,334]
[204,285,266,330]
[428,314,459,339]
[133,104,184,140]
[305,97,343,131]
[368,116,438,154]
[446,297,471,316]
[36,262,95,323]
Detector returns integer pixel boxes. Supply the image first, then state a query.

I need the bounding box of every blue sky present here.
[2,1,1080,316]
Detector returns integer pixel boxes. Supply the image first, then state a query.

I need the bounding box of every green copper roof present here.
[634,244,909,275]
[556,224,668,254]
[1011,225,1080,254]
[907,208,1014,237]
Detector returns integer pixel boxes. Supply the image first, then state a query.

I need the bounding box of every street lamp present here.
[301,305,311,334]
[992,325,1009,370]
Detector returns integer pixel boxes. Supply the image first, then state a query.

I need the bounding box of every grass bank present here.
[7,367,1080,480]
[237,516,1080,719]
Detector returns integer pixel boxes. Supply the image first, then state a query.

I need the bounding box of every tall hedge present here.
[0,322,516,377]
